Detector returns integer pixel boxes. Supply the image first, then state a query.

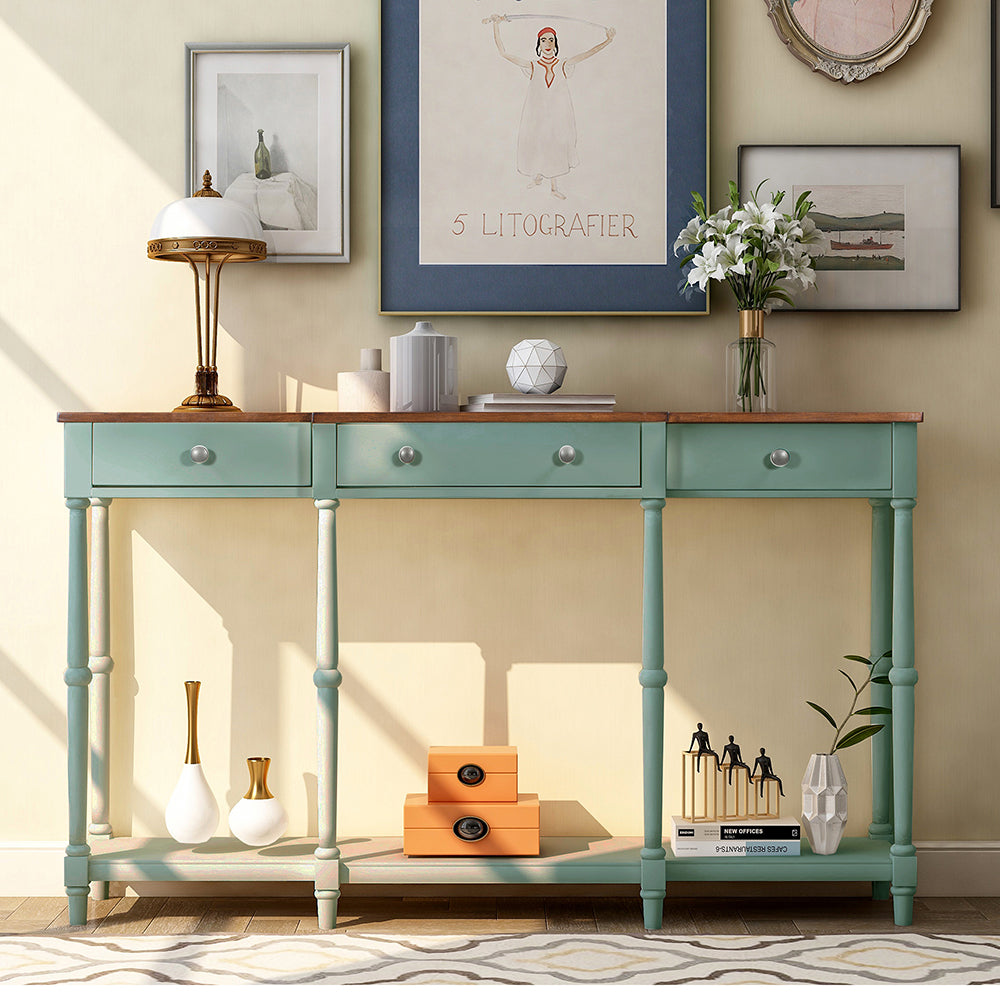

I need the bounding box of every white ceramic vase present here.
[800,752,848,855]
[164,681,219,844]
[389,321,458,412]
[229,757,289,847]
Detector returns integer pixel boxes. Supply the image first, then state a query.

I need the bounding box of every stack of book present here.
[670,816,802,857]
[461,393,616,413]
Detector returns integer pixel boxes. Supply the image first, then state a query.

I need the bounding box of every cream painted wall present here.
[0,0,992,852]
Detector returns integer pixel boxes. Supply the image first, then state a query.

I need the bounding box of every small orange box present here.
[403,792,540,856]
[426,745,518,803]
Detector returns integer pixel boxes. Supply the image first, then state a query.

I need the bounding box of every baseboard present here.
[3,841,999,898]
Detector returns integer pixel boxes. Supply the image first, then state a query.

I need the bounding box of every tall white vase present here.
[165,681,219,844]
[800,752,847,855]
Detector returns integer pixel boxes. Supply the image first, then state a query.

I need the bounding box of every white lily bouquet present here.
[674,182,828,411]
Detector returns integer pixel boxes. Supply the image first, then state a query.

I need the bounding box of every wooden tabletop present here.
[57,411,924,423]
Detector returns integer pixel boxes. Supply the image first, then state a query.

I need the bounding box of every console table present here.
[59,410,921,929]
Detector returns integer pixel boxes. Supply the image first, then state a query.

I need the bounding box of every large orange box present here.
[403,792,540,856]
[426,745,518,803]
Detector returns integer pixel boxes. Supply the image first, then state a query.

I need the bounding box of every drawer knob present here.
[453,816,489,842]
[769,448,791,468]
[190,445,211,465]
[557,444,577,465]
[398,445,416,464]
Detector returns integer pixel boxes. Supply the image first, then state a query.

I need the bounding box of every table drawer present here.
[666,423,892,493]
[336,423,640,488]
[92,423,311,487]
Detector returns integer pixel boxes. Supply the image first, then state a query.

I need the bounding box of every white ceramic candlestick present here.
[337,348,390,412]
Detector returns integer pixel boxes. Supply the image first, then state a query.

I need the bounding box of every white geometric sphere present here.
[506,339,567,395]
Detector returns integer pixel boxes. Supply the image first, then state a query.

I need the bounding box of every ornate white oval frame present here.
[764,0,933,83]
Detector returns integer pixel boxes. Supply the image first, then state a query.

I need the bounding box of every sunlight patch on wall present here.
[129,530,233,837]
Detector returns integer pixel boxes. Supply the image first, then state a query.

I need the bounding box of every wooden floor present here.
[3,894,1000,936]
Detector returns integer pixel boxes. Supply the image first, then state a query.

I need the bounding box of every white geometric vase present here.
[800,752,848,855]
[228,757,289,847]
[506,339,566,394]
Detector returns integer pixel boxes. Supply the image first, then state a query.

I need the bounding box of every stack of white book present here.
[670,816,802,857]
[461,393,616,413]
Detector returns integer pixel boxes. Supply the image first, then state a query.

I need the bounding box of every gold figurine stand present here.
[681,751,720,822]
[750,777,781,818]
[719,764,751,819]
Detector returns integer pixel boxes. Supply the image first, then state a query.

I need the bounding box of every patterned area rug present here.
[2,932,999,985]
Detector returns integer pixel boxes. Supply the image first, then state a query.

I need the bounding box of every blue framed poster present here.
[380,0,708,314]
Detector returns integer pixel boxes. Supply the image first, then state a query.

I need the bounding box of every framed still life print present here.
[187,43,350,263]
[380,0,708,314]
[738,145,960,311]
[764,0,934,83]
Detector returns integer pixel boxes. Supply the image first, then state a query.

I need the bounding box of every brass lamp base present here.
[173,366,241,412]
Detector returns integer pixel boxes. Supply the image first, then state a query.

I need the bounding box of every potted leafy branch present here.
[801,650,892,855]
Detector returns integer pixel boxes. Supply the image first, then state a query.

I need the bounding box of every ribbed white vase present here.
[800,752,848,855]
[389,321,458,412]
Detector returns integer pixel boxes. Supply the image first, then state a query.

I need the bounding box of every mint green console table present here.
[59,410,921,929]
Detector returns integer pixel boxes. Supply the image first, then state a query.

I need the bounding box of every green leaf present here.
[853,706,892,716]
[835,724,884,750]
[871,676,892,685]
[772,189,785,207]
[692,191,707,220]
[729,179,740,210]
[838,669,858,692]
[765,288,796,306]
[844,654,872,665]
[807,701,837,728]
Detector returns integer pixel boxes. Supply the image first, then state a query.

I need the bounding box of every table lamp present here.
[148,170,267,411]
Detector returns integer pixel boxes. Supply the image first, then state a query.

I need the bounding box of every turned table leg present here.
[314,499,342,929]
[65,499,92,926]
[88,498,114,902]
[889,498,918,926]
[639,499,667,930]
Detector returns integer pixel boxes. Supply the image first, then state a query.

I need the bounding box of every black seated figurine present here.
[719,735,752,784]
[688,723,720,773]
[751,747,785,797]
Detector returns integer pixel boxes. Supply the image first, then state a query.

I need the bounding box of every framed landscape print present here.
[764,0,934,83]
[738,145,960,311]
[380,0,708,315]
[187,44,350,263]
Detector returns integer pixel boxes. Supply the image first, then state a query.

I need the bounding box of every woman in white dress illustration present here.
[487,15,615,200]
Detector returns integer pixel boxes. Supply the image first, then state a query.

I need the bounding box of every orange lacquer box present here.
[426,745,518,803]
[403,793,540,856]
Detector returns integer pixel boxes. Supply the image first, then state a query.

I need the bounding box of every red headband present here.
[537,27,556,38]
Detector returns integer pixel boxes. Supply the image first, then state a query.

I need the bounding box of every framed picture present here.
[187,43,350,263]
[738,145,960,311]
[994,0,1000,206]
[764,0,934,84]
[380,0,708,315]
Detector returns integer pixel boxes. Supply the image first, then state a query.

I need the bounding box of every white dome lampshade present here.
[147,170,267,411]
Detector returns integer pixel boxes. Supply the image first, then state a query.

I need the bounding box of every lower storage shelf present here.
[666,837,892,882]
[88,835,891,887]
